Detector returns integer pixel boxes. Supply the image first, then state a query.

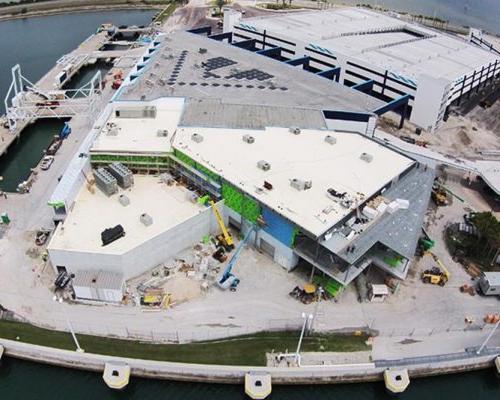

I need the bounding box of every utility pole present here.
[53,296,84,353]
[295,313,313,364]
[309,286,324,333]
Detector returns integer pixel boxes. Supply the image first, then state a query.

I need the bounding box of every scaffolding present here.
[4,64,102,131]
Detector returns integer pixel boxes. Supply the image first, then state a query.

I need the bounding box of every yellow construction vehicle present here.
[431,184,449,206]
[209,200,234,250]
[421,253,450,286]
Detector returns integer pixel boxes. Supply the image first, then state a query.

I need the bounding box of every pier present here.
[0,25,157,191]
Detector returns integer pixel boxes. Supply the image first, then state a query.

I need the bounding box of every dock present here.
[0,27,156,170]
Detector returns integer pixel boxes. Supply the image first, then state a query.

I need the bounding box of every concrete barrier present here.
[0,338,498,385]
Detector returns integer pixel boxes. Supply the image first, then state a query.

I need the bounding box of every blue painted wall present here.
[261,206,295,247]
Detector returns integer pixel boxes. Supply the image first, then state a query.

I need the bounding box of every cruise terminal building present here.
[47,24,434,301]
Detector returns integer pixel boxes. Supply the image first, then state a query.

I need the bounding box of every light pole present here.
[53,295,84,353]
[309,286,324,333]
[295,313,313,364]
[476,319,500,355]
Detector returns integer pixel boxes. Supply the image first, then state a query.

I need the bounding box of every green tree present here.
[216,0,225,13]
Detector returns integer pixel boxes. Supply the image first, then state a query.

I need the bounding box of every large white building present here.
[47,28,435,302]
[229,8,500,131]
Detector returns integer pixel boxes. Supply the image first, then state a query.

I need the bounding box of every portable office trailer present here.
[478,272,500,296]
[72,270,124,303]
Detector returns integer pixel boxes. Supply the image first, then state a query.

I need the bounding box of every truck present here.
[478,272,500,296]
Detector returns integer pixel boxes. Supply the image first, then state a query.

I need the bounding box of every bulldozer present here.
[421,253,450,286]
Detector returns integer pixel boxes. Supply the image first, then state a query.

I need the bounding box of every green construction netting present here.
[90,153,169,167]
[313,276,344,298]
[173,149,220,181]
[221,182,260,223]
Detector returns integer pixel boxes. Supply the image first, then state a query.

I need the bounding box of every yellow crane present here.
[209,200,234,250]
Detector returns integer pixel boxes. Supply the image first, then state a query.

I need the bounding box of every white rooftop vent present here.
[140,213,153,227]
[191,133,203,143]
[289,127,301,135]
[257,160,271,171]
[242,134,255,144]
[157,129,168,137]
[290,178,312,191]
[360,152,373,163]
[325,135,337,145]
[118,194,130,207]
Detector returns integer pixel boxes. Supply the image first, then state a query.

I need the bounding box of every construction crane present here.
[209,200,234,250]
[217,225,256,290]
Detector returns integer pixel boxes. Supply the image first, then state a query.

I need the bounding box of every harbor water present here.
[0,10,156,192]
[333,0,500,35]
[0,356,498,399]
[0,5,499,399]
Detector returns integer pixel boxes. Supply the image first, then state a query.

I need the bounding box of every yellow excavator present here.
[209,200,234,250]
[421,253,450,286]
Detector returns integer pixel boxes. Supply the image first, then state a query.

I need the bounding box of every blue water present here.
[0,9,156,114]
[0,356,498,399]
[337,0,500,34]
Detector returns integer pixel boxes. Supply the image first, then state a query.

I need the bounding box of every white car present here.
[40,156,54,171]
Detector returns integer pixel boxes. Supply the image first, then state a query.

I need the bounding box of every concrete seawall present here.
[0,338,498,385]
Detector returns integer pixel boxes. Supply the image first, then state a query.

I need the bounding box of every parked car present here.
[40,155,54,170]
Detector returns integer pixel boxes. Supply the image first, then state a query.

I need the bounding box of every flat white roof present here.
[48,175,205,254]
[173,126,413,237]
[243,8,500,82]
[90,97,184,154]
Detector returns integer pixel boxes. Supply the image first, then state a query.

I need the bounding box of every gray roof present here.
[179,98,327,130]
[72,270,124,290]
[119,31,384,114]
[326,164,434,264]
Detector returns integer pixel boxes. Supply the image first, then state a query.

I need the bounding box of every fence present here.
[2,310,498,345]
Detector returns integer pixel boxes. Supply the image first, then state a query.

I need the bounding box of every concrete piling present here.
[244,372,272,399]
[103,362,130,390]
[384,368,410,394]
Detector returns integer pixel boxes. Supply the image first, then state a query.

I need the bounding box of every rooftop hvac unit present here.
[157,129,168,137]
[115,105,157,119]
[290,178,312,191]
[289,127,301,135]
[106,162,134,189]
[191,133,204,143]
[101,224,125,246]
[325,135,337,145]
[257,160,271,171]
[94,167,118,196]
[140,213,153,227]
[118,194,130,207]
[360,152,373,163]
[242,134,255,144]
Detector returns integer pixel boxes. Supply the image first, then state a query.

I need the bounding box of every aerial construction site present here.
[1,3,500,392]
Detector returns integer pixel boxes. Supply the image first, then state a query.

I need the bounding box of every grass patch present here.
[153,1,179,23]
[0,319,370,366]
